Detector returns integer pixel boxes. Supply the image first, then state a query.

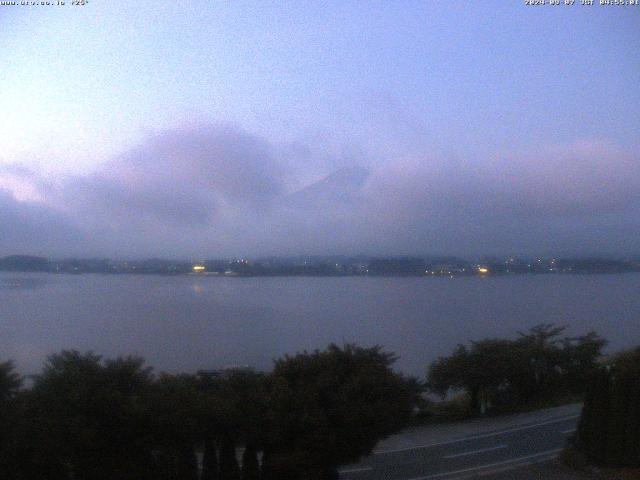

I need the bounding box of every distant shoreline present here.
[2,269,640,279]
[2,254,639,278]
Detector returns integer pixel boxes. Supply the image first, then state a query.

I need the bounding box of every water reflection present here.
[0,276,48,290]
[1,273,639,377]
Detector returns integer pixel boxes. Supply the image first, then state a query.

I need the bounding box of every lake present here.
[1,272,639,377]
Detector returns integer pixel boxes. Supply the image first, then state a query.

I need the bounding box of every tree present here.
[513,323,566,400]
[577,347,640,467]
[428,340,520,413]
[428,345,469,398]
[197,370,268,480]
[19,351,156,480]
[241,444,260,480]
[0,360,22,402]
[201,436,219,480]
[427,325,607,414]
[0,360,23,479]
[559,331,607,394]
[264,344,421,479]
[149,373,201,480]
[219,434,240,480]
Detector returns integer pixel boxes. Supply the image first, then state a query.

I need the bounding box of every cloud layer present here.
[1,124,639,258]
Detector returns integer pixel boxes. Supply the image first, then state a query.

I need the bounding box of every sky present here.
[1,1,639,259]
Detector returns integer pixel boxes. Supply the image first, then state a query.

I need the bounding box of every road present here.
[339,404,581,480]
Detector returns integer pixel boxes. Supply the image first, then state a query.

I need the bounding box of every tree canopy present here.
[0,343,420,480]
[0,360,22,402]
[264,344,422,479]
[577,347,640,467]
[427,324,606,414]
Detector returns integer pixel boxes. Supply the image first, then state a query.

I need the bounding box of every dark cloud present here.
[0,188,83,256]
[1,126,639,258]
[348,142,640,254]
[67,176,213,228]
[363,141,640,224]
[61,124,285,229]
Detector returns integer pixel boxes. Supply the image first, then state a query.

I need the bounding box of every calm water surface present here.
[1,272,639,377]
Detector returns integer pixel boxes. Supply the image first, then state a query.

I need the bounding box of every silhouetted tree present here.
[577,347,640,467]
[14,351,156,480]
[0,360,23,479]
[428,325,606,414]
[241,444,260,480]
[428,344,468,398]
[428,340,519,413]
[150,373,201,480]
[201,436,219,480]
[219,434,241,480]
[0,360,21,402]
[264,344,421,479]
[202,371,268,480]
[559,331,607,394]
[512,323,566,400]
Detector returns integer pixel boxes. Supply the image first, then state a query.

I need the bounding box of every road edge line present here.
[405,448,564,480]
[375,415,579,454]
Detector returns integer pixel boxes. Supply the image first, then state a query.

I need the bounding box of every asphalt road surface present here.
[339,406,581,480]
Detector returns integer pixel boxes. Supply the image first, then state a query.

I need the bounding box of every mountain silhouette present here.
[285,166,370,208]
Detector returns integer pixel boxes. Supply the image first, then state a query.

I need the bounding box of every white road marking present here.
[561,428,576,434]
[375,414,579,454]
[338,466,373,474]
[406,448,564,480]
[443,444,507,459]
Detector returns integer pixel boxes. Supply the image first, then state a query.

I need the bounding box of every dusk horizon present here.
[2,2,639,259]
[2,4,639,478]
